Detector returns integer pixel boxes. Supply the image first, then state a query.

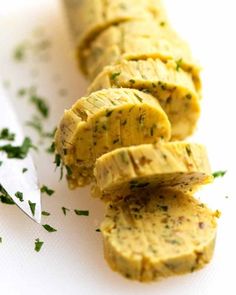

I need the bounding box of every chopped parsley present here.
[42,224,57,232]
[40,185,55,196]
[0,137,35,159]
[213,171,227,178]
[34,238,44,252]
[134,93,143,102]
[176,58,183,71]
[30,94,49,118]
[28,201,36,216]
[42,211,50,216]
[0,161,2,167]
[110,72,121,80]
[0,128,15,141]
[0,185,15,205]
[13,43,26,61]
[62,207,70,216]
[47,142,55,154]
[22,168,28,173]
[17,88,27,97]
[74,209,89,216]
[15,191,24,202]
[160,21,166,27]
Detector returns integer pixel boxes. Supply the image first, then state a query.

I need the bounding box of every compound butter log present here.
[63,0,167,77]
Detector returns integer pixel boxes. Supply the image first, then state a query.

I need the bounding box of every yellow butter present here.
[101,189,217,282]
[88,59,201,140]
[55,88,171,188]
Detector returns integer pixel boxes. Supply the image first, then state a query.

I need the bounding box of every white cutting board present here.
[0,1,236,294]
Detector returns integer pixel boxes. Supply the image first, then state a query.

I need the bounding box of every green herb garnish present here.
[13,43,26,61]
[28,201,36,216]
[30,94,49,118]
[17,88,27,97]
[96,228,101,232]
[0,161,2,167]
[47,142,55,154]
[42,224,57,232]
[213,171,227,178]
[0,137,35,159]
[0,185,15,205]
[0,128,15,141]
[22,168,28,173]
[15,191,24,202]
[176,58,183,71]
[42,211,50,216]
[35,238,44,252]
[110,72,121,80]
[62,207,70,216]
[40,185,55,196]
[74,209,89,216]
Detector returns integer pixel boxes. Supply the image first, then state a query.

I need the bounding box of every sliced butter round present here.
[55,88,171,188]
[88,59,201,140]
[82,19,201,90]
[101,189,218,282]
[93,142,213,201]
[63,0,167,58]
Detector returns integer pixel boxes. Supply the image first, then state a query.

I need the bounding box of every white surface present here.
[0,0,236,294]
[0,86,41,223]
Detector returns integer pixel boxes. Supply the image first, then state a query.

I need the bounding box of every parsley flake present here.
[74,209,89,216]
[42,211,50,216]
[0,128,15,141]
[110,72,121,80]
[62,207,70,216]
[35,238,44,252]
[176,58,183,71]
[42,224,57,232]
[15,191,24,202]
[40,185,55,196]
[28,200,36,216]
[213,171,227,178]
[0,137,35,159]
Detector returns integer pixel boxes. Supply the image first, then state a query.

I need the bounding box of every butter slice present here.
[93,142,213,201]
[55,88,171,188]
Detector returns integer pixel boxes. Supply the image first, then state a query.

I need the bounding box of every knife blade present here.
[0,86,41,223]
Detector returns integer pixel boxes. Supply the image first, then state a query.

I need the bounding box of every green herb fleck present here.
[15,191,24,202]
[0,185,15,205]
[42,224,57,233]
[28,200,36,216]
[62,207,70,216]
[17,88,27,97]
[35,238,44,252]
[42,211,50,216]
[65,166,72,177]
[96,228,101,232]
[129,79,135,84]
[13,43,26,61]
[22,168,28,173]
[110,72,121,80]
[186,145,192,156]
[74,209,89,216]
[130,181,150,190]
[176,58,183,71]
[134,93,143,102]
[0,161,2,167]
[213,171,227,178]
[0,137,35,159]
[186,93,192,100]
[160,21,166,27]
[0,128,15,141]
[30,94,49,118]
[40,185,55,196]
[106,110,113,117]
[47,142,55,154]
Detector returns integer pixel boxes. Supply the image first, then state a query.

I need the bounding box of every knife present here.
[0,86,41,223]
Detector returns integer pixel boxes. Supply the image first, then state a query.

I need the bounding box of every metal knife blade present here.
[0,86,41,223]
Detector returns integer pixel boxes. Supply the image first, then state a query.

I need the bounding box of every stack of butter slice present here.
[56,0,218,282]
